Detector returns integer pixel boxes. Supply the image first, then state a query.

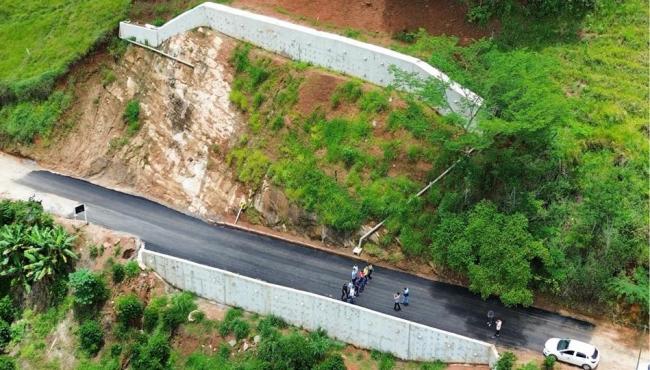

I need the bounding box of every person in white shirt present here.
[351,265,358,280]
[393,292,401,311]
[493,319,502,338]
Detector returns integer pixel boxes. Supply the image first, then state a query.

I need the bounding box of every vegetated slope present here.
[0,0,130,103]
[385,0,648,317]
[225,0,648,319]
[225,45,462,247]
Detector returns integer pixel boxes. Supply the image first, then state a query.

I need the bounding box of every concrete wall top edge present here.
[120,1,483,107]
[142,248,493,350]
[201,3,483,104]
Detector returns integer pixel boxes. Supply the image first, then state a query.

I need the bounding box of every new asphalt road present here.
[18,170,594,351]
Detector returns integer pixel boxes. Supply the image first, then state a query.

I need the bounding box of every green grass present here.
[226,44,455,233]
[0,91,71,145]
[0,0,130,102]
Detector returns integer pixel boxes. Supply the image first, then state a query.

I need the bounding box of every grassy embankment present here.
[0,0,131,146]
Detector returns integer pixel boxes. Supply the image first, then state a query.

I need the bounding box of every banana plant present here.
[0,223,78,291]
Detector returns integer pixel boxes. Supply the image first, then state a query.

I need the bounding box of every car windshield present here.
[557,339,570,350]
[592,348,599,358]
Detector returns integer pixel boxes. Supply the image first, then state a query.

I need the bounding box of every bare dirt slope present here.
[25,28,246,220]
[232,0,496,43]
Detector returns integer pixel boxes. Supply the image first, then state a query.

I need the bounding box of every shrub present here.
[0,357,16,370]
[123,99,140,124]
[314,354,346,370]
[0,199,53,227]
[115,294,144,327]
[110,344,122,357]
[420,361,446,370]
[392,30,418,43]
[229,89,249,112]
[124,261,140,279]
[330,80,363,108]
[111,263,125,283]
[252,92,265,109]
[0,297,15,323]
[68,269,109,308]
[542,355,556,370]
[130,331,171,370]
[189,310,205,322]
[248,63,270,88]
[88,244,104,259]
[495,352,516,370]
[0,91,72,144]
[258,330,334,369]
[0,321,9,350]
[359,90,389,113]
[108,37,129,61]
[375,351,395,370]
[219,307,243,337]
[231,319,250,341]
[143,296,168,332]
[101,68,116,87]
[227,148,270,189]
[161,292,196,332]
[271,116,284,131]
[78,319,104,356]
[343,28,361,39]
[230,44,251,73]
[123,99,141,136]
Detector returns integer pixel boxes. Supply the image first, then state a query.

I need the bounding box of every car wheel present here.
[581,365,591,370]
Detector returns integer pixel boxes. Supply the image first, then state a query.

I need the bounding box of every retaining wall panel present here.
[224,274,270,314]
[141,250,496,366]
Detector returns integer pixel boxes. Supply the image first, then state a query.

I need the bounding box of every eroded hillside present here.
[21,29,246,220]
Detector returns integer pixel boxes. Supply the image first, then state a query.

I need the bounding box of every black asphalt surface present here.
[18,170,594,351]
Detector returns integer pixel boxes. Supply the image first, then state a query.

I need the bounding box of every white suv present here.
[543,338,600,370]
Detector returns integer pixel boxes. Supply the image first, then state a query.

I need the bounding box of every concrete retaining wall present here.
[119,2,482,119]
[141,248,499,366]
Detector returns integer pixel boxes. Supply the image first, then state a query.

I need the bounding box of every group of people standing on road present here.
[341,264,373,303]
[340,264,411,312]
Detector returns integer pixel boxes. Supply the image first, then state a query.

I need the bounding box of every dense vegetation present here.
[387,0,648,313]
[226,0,648,317]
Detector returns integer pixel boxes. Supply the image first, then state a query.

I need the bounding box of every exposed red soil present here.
[295,71,344,115]
[232,0,497,43]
